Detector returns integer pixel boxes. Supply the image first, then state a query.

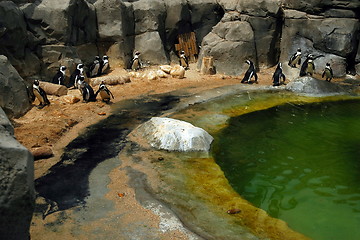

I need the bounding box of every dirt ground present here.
[12,63,357,239]
[13,63,278,176]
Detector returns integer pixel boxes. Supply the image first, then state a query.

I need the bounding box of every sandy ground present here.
[12,63,358,239]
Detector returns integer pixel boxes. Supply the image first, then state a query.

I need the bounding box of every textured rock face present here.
[0,0,358,79]
[280,10,359,77]
[94,0,134,67]
[0,107,35,240]
[199,19,256,75]
[0,1,29,59]
[22,0,97,45]
[136,117,214,152]
[285,76,346,96]
[0,55,31,118]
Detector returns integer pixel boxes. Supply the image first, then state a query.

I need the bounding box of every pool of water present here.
[213,99,360,240]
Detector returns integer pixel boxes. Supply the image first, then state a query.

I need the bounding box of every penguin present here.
[299,54,313,77]
[99,55,110,75]
[241,60,258,84]
[32,80,50,109]
[52,66,66,85]
[69,63,84,88]
[179,50,189,69]
[78,76,96,102]
[95,81,114,103]
[306,59,315,76]
[288,48,302,68]
[130,51,141,71]
[272,63,286,86]
[88,56,101,78]
[322,63,333,82]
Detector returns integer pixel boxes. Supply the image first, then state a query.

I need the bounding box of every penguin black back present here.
[52,66,66,85]
[241,60,258,84]
[272,63,286,86]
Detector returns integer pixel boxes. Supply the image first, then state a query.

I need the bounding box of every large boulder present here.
[0,107,35,240]
[0,55,31,118]
[22,0,97,45]
[135,31,169,65]
[135,117,214,152]
[285,76,346,96]
[0,1,29,59]
[94,0,134,67]
[198,19,256,76]
[0,1,41,78]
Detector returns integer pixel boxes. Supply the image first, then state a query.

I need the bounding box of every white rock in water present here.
[136,117,214,152]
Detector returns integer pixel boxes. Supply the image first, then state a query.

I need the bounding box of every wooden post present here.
[200,56,215,75]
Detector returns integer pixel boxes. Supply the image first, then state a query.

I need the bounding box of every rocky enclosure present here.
[0,0,359,84]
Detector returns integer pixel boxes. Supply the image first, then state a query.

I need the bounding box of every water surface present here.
[214,99,360,240]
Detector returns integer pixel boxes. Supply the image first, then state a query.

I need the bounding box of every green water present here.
[213,99,360,240]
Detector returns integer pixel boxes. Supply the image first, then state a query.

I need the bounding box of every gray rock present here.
[133,0,166,35]
[0,55,31,118]
[198,21,256,76]
[0,107,35,240]
[0,1,29,59]
[283,0,360,14]
[285,76,346,96]
[22,0,97,45]
[94,0,135,67]
[356,63,360,76]
[280,11,359,76]
[281,13,359,59]
[135,31,169,65]
[135,117,214,152]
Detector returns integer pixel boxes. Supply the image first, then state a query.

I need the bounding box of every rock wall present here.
[0,55,32,118]
[0,0,359,81]
[0,107,35,240]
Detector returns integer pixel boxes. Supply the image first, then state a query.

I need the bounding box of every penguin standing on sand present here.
[288,48,302,68]
[52,66,66,85]
[33,80,50,109]
[99,55,110,75]
[69,63,84,88]
[322,63,333,82]
[130,51,141,71]
[88,56,101,78]
[241,60,258,84]
[78,76,96,102]
[95,81,114,103]
[272,63,286,86]
[179,50,189,69]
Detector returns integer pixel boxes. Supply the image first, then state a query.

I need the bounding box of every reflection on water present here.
[213,100,360,240]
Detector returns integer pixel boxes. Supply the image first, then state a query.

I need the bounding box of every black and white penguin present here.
[78,76,96,102]
[272,63,286,86]
[33,80,50,109]
[299,54,313,77]
[322,63,333,82]
[88,56,101,78]
[52,66,66,85]
[306,59,315,76]
[241,60,258,84]
[69,63,84,88]
[95,81,114,103]
[179,50,189,70]
[99,55,110,75]
[130,51,141,71]
[288,48,302,68]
